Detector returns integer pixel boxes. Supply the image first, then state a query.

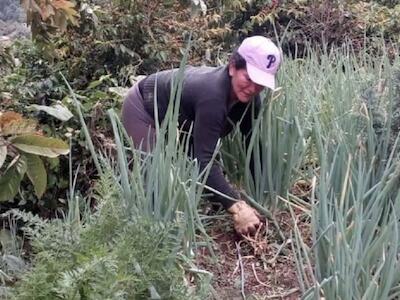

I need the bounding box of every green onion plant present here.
[292,43,400,299]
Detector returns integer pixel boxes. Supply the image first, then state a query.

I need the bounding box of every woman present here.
[122,36,282,235]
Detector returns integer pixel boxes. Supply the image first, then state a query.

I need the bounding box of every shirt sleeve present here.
[193,101,240,208]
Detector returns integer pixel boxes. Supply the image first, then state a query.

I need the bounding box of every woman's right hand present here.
[227,200,262,235]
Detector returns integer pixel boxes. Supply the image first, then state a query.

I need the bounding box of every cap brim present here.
[246,63,275,90]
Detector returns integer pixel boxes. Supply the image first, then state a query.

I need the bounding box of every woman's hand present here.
[227,200,261,235]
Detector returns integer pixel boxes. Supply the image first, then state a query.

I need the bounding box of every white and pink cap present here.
[238,36,282,90]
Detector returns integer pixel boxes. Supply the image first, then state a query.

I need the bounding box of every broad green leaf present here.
[10,135,70,158]
[46,156,60,170]
[0,165,24,202]
[0,144,6,169]
[28,104,73,121]
[16,156,28,175]
[119,45,136,58]
[24,153,47,199]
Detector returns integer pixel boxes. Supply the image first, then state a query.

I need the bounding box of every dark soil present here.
[197,207,312,299]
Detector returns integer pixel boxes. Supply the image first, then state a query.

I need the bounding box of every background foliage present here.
[1,0,400,222]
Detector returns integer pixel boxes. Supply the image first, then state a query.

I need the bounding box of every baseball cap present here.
[237,36,282,90]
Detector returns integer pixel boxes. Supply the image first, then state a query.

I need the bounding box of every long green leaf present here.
[61,73,103,176]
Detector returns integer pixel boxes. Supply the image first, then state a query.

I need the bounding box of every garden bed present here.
[196,207,312,299]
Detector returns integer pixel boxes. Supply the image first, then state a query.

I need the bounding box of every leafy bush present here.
[0,111,69,202]
[0,39,124,212]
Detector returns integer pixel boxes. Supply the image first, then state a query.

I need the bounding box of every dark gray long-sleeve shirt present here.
[139,65,261,208]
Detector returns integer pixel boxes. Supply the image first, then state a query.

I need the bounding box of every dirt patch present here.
[196,208,311,299]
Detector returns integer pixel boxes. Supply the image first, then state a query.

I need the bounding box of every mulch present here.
[195,207,312,299]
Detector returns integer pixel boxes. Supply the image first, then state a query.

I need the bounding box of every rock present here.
[0,2,30,41]
[0,35,12,47]
[0,36,11,42]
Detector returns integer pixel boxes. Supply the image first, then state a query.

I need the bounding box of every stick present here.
[232,260,240,277]
[251,263,269,287]
[267,239,292,265]
[235,241,246,300]
[266,288,299,299]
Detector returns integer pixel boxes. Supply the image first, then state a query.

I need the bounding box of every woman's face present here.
[229,64,264,103]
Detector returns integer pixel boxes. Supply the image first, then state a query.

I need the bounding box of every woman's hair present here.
[229,49,247,70]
